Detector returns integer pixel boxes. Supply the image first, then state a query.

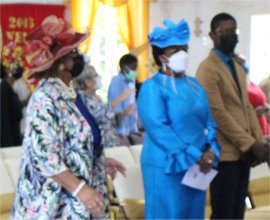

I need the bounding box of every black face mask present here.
[13,67,24,80]
[218,34,238,54]
[70,53,85,78]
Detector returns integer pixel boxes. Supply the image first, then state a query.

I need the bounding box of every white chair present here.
[113,164,144,199]
[0,161,15,193]
[0,151,3,161]
[4,158,21,186]
[129,144,143,163]
[0,146,22,219]
[104,146,144,219]
[0,146,22,160]
[0,161,15,218]
[250,162,270,180]
[104,146,136,167]
[248,162,270,208]
[0,146,22,187]
[112,164,145,219]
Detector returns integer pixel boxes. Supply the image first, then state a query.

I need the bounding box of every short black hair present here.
[119,54,138,69]
[152,46,165,66]
[211,13,237,32]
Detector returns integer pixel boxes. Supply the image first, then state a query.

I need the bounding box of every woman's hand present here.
[52,171,106,217]
[121,88,136,100]
[198,149,215,174]
[110,88,135,108]
[77,185,106,217]
[124,104,136,116]
[105,157,126,180]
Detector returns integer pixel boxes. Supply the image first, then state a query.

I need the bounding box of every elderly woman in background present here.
[137,19,220,219]
[75,64,136,147]
[12,15,125,219]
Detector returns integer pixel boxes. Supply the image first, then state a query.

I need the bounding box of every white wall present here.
[150,0,270,77]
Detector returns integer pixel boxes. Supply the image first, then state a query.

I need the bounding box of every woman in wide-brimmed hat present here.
[12,15,125,219]
[137,19,220,219]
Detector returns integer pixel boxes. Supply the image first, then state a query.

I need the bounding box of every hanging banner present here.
[0,4,66,69]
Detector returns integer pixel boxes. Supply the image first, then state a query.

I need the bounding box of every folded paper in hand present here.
[181,164,218,190]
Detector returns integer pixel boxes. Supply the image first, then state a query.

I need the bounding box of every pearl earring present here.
[162,63,167,72]
[58,64,65,72]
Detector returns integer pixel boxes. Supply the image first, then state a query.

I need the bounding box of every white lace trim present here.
[54,78,77,99]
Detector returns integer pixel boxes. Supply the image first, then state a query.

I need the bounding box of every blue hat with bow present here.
[148,19,190,48]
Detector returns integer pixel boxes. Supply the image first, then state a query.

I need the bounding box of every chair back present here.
[113,164,144,199]
[104,145,145,219]
[0,146,22,159]
[104,146,136,167]
[129,144,143,163]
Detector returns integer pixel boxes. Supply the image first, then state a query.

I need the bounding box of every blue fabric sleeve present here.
[108,76,124,113]
[137,79,203,174]
[192,78,220,167]
[204,93,220,167]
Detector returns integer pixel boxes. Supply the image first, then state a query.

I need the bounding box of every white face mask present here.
[167,50,188,73]
[94,76,102,90]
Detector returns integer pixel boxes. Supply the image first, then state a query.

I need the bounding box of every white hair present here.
[75,64,97,90]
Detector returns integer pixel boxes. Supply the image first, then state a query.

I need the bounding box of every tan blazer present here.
[196,50,265,161]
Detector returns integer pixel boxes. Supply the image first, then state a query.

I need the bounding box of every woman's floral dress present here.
[12,78,109,220]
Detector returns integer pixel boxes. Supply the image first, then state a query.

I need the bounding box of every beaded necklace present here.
[55,78,77,99]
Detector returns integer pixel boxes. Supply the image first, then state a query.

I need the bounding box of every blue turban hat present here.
[148,19,190,48]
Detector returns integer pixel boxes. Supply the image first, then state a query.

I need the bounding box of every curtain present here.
[70,0,100,53]
[116,0,149,82]
[70,0,149,82]
[100,0,128,7]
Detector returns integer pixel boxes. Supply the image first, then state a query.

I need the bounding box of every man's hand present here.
[250,141,269,163]
[255,105,269,116]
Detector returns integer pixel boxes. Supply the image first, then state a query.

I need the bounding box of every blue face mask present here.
[125,69,137,81]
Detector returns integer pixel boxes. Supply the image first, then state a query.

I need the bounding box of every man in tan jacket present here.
[196,13,268,220]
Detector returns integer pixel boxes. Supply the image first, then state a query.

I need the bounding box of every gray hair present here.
[75,64,97,90]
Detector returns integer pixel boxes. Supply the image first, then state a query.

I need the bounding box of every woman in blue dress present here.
[137,19,220,219]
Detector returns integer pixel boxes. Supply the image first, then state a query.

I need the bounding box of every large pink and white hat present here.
[24,15,89,78]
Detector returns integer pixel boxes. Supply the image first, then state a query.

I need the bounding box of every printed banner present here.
[0,4,66,69]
